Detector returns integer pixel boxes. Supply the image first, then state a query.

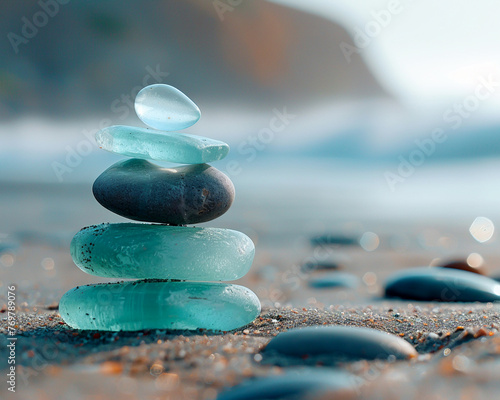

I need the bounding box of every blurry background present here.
[2,0,500,305]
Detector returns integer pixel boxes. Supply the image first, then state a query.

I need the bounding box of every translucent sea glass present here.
[70,223,255,281]
[135,84,201,131]
[60,281,261,331]
[95,125,229,164]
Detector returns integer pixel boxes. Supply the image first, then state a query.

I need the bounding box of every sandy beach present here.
[2,165,500,399]
[3,1,500,398]
[3,303,500,398]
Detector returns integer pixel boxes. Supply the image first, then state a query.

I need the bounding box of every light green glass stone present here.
[135,84,201,131]
[70,223,255,281]
[60,281,261,331]
[95,125,229,164]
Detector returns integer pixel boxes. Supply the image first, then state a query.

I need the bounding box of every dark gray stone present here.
[93,159,234,225]
[385,267,500,302]
[301,260,341,273]
[217,369,360,400]
[262,326,417,365]
[439,259,486,275]
[310,234,358,247]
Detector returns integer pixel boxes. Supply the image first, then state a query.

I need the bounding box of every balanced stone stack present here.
[60,84,261,332]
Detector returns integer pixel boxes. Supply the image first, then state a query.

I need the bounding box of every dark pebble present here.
[440,260,485,275]
[262,326,417,365]
[385,267,500,302]
[217,369,360,400]
[308,272,359,289]
[93,159,234,225]
[301,260,341,273]
[310,234,358,247]
[0,242,18,254]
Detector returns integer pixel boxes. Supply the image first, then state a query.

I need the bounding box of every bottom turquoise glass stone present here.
[60,281,261,332]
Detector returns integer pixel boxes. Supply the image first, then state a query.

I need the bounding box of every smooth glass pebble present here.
[135,84,201,131]
[262,326,417,364]
[70,223,254,281]
[60,281,261,331]
[95,125,229,164]
[92,159,234,225]
[217,369,361,400]
[385,267,500,302]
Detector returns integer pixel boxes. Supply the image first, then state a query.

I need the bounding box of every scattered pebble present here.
[310,235,359,247]
[308,272,359,289]
[262,325,417,365]
[440,260,486,275]
[384,267,500,302]
[216,369,360,400]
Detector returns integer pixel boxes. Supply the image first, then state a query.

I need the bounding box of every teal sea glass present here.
[135,84,201,131]
[70,223,255,281]
[95,125,229,164]
[60,281,261,331]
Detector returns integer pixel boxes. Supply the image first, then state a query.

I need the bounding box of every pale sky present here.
[271,0,500,112]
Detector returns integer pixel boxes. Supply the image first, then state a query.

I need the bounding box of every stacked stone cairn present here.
[60,84,261,332]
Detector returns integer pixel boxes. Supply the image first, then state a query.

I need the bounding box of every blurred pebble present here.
[308,273,359,289]
[385,267,500,302]
[0,242,19,254]
[301,260,342,274]
[440,260,485,275]
[217,369,360,400]
[310,235,358,247]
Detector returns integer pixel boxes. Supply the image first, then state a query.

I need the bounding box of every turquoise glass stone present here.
[135,84,201,131]
[60,281,261,331]
[70,223,255,281]
[95,125,229,164]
